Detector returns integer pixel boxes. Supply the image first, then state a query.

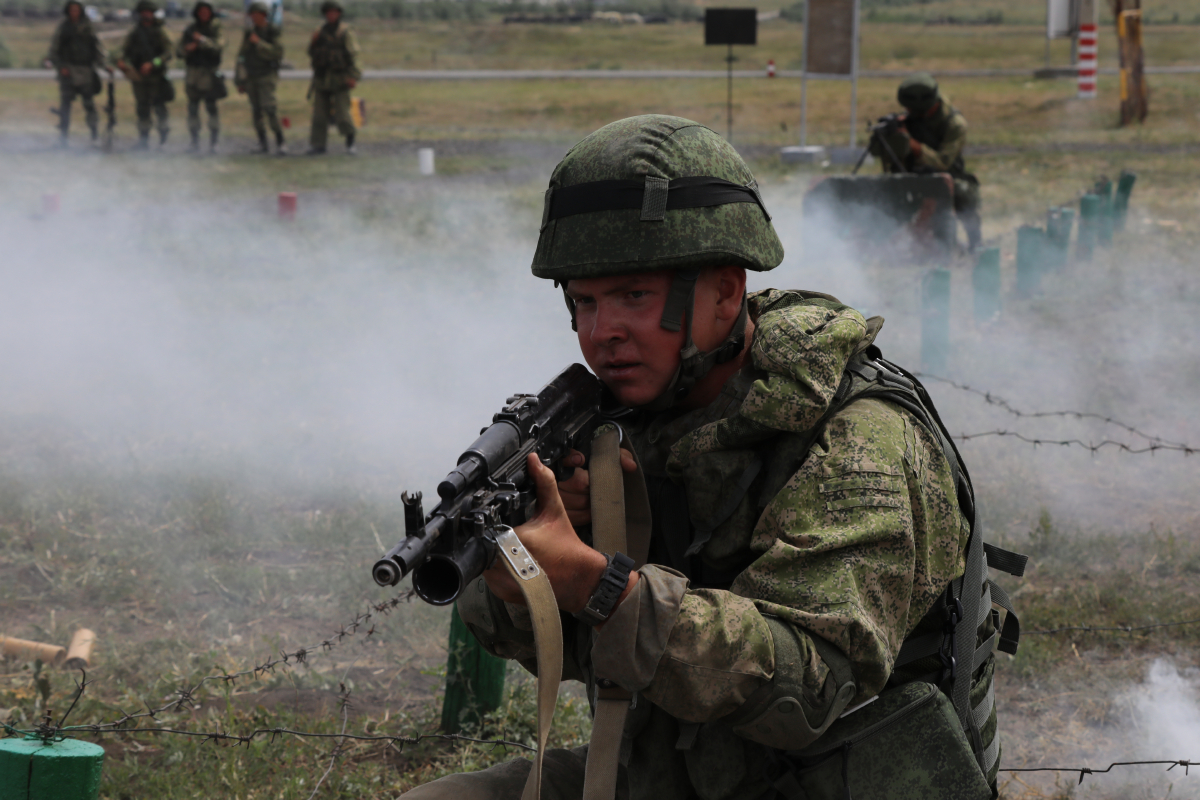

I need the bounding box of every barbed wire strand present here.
[1007,759,1194,785]
[1025,616,1200,635]
[916,372,1196,455]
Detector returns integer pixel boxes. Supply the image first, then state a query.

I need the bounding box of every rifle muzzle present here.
[411,535,493,605]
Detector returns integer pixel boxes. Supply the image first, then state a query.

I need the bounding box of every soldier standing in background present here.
[47,0,109,147]
[116,0,174,150]
[306,0,360,155]
[178,0,224,153]
[236,1,286,155]
[871,72,982,251]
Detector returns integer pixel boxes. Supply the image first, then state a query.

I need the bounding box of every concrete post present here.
[1077,193,1101,261]
[1015,225,1046,295]
[921,268,951,374]
[0,737,104,800]
[1045,207,1074,270]
[972,247,1001,323]
[1094,177,1114,246]
[440,603,507,733]
[1113,170,1136,232]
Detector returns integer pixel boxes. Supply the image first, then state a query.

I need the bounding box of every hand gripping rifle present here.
[851,112,909,175]
[371,363,608,605]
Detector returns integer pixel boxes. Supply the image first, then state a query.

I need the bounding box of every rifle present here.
[102,74,116,151]
[371,363,610,605]
[851,112,909,175]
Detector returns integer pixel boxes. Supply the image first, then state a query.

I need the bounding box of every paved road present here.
[3,66,1199,80]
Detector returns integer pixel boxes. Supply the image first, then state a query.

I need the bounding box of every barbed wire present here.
[1006,759,1195,785]
[75,589,417,733]
[917,373,1196,455]
[1025,616,1200,636]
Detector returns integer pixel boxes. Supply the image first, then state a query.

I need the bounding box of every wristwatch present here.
[572,552,636,627]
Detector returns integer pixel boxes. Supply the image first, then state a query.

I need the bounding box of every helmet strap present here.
[559,271,749,412]
[644,270,748,413]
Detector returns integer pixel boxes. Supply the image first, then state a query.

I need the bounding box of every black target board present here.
[705,8,757,46]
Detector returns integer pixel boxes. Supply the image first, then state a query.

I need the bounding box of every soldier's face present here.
[196,5,211,21]
[567,272,684,408]
[567,267,744,408]
[67,3,81,20]
[324,8,340,23]
[250,10,266,25]
[140,9,154,23]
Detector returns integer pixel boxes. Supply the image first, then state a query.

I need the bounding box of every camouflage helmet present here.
[532,115,782,282]
[192,0,214,17]
[62,0,83,14]
[319,0,342,12]
[247,0,269,14]
[534,115,783,410]
[897,72,940,112]
[134,0,157,11]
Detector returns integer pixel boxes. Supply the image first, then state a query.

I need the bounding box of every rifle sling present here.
[583,425,651,800]
[495,528,563,800]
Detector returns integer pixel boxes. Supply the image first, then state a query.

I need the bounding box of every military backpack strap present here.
[583,424,652,800]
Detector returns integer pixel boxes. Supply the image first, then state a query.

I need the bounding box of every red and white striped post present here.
[766,59,776,78]
[1077,23,1098,98]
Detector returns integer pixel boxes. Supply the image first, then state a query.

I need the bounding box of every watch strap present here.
[573,552,635,627]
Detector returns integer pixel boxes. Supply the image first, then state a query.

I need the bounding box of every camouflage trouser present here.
[131,80,169,137]
[400,746,630,800]
[309,88,354,149]
[58,79,98,136]
[185,85,219,135]
[245,75,283,138]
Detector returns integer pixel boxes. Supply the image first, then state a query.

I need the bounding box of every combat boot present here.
[188,131,200,154]
[135,133,150,150]
[305,146,327,156]
[88,123,98,143]
[345,131,357,156]
[275,131,287,156]
[254,130,270,155]
[209,130,219,154]
[158,129,169,148]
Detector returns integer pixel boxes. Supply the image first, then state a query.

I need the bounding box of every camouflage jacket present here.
[177,18,223,74]
[120,21,173,76]
[307,21,361,92]
[237,24,283,81]
[896,101,969,177]
[49,17,105,74]
[459,289,971,800]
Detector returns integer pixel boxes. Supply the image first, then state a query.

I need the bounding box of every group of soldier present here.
[47,0,361,154]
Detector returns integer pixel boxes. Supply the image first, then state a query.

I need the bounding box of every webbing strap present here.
[953,522,987,768]
[970,678,994,732]
[981,728,1001,775]
[983,543,1028,577]
[583,425,652,800]
[987,580,1021,655]
[494,528,563,800]
[543,176,768,224]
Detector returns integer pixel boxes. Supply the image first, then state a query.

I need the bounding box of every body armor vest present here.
[905,105,967,176]
[127,24,168,68]
[310,23,350,73]
[241,25,281,76]
[56,21,96,65]
[634,345,1025,787]
[182,22,221,69]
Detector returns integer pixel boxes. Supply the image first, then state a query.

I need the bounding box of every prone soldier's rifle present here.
[851,112,909,175]
[371,363,611,605]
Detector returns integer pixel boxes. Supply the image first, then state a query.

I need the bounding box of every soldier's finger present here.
[560,449,586,470]
[558,465,590,495]
[527,452,566,519]
[620,448,636,474]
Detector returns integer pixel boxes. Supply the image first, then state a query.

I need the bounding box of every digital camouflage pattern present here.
[119,18,173,139]
[48,3,106,139]
[531,115,784,282]
[897,71,940,113]
[448,290,980,800]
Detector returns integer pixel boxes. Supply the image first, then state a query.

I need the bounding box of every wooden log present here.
[0,636,66,667]
[64,629,96,670]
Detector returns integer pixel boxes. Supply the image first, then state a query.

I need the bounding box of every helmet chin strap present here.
[559,270,749,412]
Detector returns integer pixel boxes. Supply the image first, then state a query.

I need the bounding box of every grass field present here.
[3,8,1200,800]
